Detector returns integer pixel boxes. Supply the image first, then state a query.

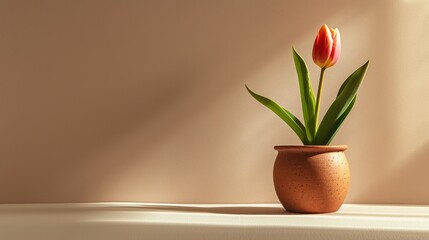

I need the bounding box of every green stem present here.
[315,67,326,131]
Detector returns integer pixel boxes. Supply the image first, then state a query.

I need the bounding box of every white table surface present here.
[0,203,428,240]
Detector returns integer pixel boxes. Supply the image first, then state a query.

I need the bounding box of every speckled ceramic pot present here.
[273,145,350,214]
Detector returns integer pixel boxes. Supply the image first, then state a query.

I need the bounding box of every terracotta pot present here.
[273,145,350,214]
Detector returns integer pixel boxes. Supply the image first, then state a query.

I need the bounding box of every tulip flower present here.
[312,24,341,69]
[313,24,341,129]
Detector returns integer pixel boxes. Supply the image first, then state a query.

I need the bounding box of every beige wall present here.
[0,0,428,204]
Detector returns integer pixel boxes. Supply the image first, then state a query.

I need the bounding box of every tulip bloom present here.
[312,24,341,68]
[313,24,341,130]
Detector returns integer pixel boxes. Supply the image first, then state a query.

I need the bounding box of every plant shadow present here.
[108,204,297,215]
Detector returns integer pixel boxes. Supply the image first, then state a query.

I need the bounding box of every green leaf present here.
[324,96,356,145]
[293,47,316,142]
[245,85,308,144]
[314,61,369,145]
[321,68,360,145]
[322,75,360,144]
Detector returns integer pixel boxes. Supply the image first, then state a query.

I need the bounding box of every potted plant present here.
[246,24,369,213]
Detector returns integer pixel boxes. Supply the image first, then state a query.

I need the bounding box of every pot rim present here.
[274,145,348,152]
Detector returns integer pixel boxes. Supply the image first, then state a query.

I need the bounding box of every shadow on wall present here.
[0,0,427,204]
